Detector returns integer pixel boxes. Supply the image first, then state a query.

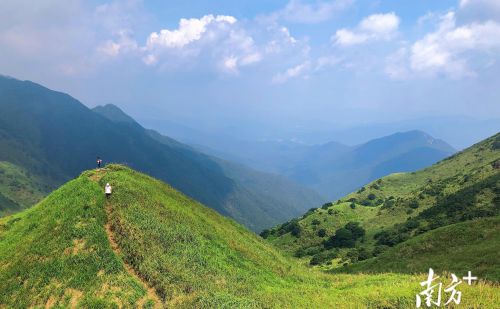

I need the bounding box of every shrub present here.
[403,218,420,231]
[374,230,409,247]
[295,246,323,258]
[409,200,419,209]
[305,208,317,216]
[492,136,500,150]
[290,222,302,237]
[346,249,359,263]
[324,222,365,249]
[260,229,271,239]
[357,187,366,193]
[317,229,327,238]
[312,219,321,226]
[372,245,389,256]
[321,202,333,210]
[360,200,372,206]
[278,219,303,237]
[350,202,356,209]
[368,193,376,200]
[345,222,365,239]
[358,248,372,261]
[309,250,338,266]
[382,199,395,209]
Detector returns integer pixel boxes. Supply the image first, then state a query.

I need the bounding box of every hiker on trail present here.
[97,157,103,169]
[105,183,112,198]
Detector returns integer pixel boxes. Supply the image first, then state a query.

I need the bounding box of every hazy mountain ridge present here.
[0,76,323,231]
[287,130,456,199]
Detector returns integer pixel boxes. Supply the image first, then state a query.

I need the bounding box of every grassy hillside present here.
[0,165,496,307]
[0,161,48,216]
[265,132,500,279]
[339,217,500,280]
[0,76,323,231]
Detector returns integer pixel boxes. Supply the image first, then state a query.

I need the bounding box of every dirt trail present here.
[104,207,163,308]
[89,170,163,308]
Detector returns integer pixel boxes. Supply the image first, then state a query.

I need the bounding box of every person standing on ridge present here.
[97,157,103,169]
[105,183,112,198]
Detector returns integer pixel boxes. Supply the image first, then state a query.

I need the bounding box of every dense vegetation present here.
[0,76,323,231]
[265,132,500,279]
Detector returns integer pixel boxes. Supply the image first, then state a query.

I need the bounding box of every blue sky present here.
[0,0,499,144]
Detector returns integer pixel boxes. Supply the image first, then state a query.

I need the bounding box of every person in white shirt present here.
[105,183,112,198]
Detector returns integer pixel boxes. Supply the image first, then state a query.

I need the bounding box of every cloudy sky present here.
[1,0,499,143]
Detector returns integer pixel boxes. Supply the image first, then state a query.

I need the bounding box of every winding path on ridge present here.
[90,169,163,308]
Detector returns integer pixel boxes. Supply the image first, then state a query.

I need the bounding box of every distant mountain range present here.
[189,130,456,199]
[287,130,455,199]
[0,76,324,231]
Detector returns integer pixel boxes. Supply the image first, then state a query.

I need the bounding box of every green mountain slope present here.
[0,165,497,308]
[340,217,500,280]
[0,161,47,216]
[0,76,323,231]
[265,133,500,279]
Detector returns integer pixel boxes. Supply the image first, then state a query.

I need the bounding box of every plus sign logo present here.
[462,271,477,285]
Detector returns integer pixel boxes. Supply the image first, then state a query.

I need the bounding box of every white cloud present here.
[360,12,400,34]
[98,30,138,57]
[145,15,236,50]
[459,0,500,11]
[272,61,311,84]
[334,29,369,45]
[333,12,400,46]
[141,14,268,73]
[279,0,353,24]
[408,12,500,78]
[265,26,298,53]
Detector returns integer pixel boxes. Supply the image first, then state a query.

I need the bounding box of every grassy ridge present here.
[0,175,146,307]
[0,165,498,307]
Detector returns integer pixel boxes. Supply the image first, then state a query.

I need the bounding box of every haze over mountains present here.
[0,76,323,231]
[179,129,456,199]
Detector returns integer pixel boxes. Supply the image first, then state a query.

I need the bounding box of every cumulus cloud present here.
[333,12,400,46]
[278,0,354,24]
[407,11,500,78]
[139,14,265,73]
[145,15,236,50]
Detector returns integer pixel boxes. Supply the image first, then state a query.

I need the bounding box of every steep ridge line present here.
[90,170,163,308]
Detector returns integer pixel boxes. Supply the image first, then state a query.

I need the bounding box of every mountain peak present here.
[92,104,138,125]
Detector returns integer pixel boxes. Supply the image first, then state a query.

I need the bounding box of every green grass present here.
[266,133,500,273]
[0,173,145,308]
[338,216,500,281]
[1,164,498,307]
